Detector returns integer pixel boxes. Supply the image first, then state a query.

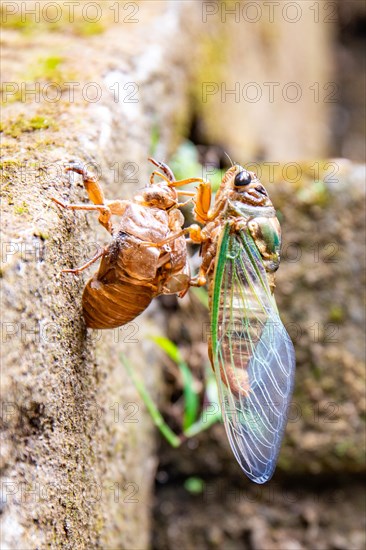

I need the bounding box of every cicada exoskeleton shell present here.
[52,159,206,329]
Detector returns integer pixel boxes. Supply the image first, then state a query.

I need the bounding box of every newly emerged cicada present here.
[52,159,205,328]
[187,165,296,483]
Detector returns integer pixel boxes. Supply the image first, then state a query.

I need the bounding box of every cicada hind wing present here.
[210,223,295,483]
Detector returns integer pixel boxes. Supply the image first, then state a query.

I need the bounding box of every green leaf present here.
[151,335,199,430]
[184,368,222,437]
[183,403,221,438]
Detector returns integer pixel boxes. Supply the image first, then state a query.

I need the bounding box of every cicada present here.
[187,165,296,483]
[52,159,205,329]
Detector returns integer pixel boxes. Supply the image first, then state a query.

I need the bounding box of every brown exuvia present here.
[52,159,206,328]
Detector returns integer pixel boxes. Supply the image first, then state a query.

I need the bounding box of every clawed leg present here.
[171,177,209,188]
[51,195,113,233]
[149,170,208,190]
[62,246,106,275]
[189,259,215,287]
[149,170,171,185]
[141,228,188,248]
[192,181,212,224]
[66,163,105,206]
[64,163,113,232]
[140,224,205,249]
[177,196,195,208]
[51,197,110,215]
[190,242,217,287]
[148,158,175,182]
[55,162,128,233]
[148,157,210,190]
[189,272,207,287]
[177,191,196,197]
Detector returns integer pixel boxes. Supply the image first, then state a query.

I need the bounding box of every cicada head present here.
[218,165,273,209]
[140,183,177,210]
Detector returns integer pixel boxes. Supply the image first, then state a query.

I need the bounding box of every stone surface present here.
[0,2,202,548]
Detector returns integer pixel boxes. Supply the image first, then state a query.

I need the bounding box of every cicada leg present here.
[65,163,106,206]
[170,177,209,188]
[193,182,229,226]
[54,163,128,233]
[62,247,107,275]
[149,170,171,185]
[193,181,212,224]
[148,157,175,182]
[140,228,190,248]
[51,196,112,233]
[140,223,206,249]
[176,195,195,208]
[148,156,210,189]
[51,197,109,214]
[54,163,111,232]
[149,171,210,191]
[189,254,215,288]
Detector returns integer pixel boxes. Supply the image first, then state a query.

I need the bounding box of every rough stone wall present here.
[0,2,202,548]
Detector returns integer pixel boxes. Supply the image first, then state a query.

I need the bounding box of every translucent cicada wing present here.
[210,223,295,483]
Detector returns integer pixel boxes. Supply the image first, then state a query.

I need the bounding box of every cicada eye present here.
[234,170,252,187]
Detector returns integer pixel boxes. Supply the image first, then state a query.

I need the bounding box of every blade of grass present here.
[120,353,181,448]
[184,369,222,437]
[178,361,199,431]
[183,405,222,437]
[150,335,182,364]
[150,335,200,430]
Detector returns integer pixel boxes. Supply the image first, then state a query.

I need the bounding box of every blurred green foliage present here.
[184,476,205,494]
[121,335,222,448]
[170,141,223,191]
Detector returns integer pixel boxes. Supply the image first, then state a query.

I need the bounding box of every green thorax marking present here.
[211,223,230,359]
[256,217,281,254]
